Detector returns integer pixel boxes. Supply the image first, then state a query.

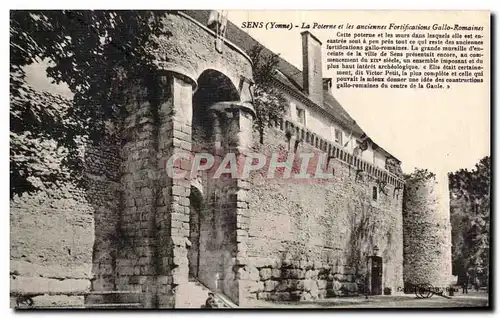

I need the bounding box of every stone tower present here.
[402,172,452,289]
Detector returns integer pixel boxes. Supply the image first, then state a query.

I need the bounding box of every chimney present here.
[301,31,323,107]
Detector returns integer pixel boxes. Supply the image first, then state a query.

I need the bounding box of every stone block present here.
[269,292,291,301]
[271,259,282,269]
[342,282,358,293]
[302,279,315,292]
[171,212,189,222]
[300,292,312,301]
[257,292,270,300]
[275,281,289,292]
[129,276,147,285]
[237,242,248,254]
[317,279,327,290]
[10,276,90,294]
[249,281,264,293]
[313,261,322,270]
[318,289,327,299]
[30,295,84,308]
[254,257,270,268]
[157,275,172,285]
[237,268,249,280]
[290,291,302,301]
[260,268,272,281]
[271,269,281,279]
[248,267,260,281]
[332,280,342,291]
[344,266,355,275]
[282,259,293,268]
[236,229,248,239]
[172,185,186,196]
[264,280,278,292]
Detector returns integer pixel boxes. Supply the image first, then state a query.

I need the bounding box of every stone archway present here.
[192,69,240,153]
[190,69,241,301]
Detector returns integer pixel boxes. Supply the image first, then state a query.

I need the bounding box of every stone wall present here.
[10,184,93,307]
[239,123,404,303]
[10,87,121,308]
[150,12,253,103]
[11,11,415,308]
[403,175,452,289]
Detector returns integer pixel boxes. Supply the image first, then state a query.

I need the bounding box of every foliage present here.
[10,85,81,196]
[248,44,287,143]
[10,10,169,197]
[403,168,436,182]
[448,156,490,285]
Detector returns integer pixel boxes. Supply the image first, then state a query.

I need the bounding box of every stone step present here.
[85,293,141,305]
[89,290,142,295]
[85,303,142,308]
[85,289,142,305]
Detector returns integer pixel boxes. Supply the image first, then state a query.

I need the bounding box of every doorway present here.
[370,256,383,295]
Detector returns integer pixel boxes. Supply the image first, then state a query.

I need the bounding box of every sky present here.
[23,10,490,182]
[225,10,490,180]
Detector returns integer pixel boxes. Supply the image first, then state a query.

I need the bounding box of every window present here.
[296,107,305,125]
[372,186,378,201]
[334,129,343,145]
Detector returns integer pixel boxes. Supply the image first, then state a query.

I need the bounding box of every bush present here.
[384,287,392,295]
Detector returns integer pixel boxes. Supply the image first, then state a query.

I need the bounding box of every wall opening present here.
[191,69,240,302]
[188,186,202,279]
[370,256,383,295]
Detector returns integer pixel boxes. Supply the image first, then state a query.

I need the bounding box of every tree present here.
[403,168,436,182]
[248,44,287,144]
[10,10,169,197]
[449,156,490,287]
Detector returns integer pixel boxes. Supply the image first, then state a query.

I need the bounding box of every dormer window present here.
[296,107,305,125]
[334,128,343,145]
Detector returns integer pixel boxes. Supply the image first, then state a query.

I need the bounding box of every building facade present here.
[10,10,451,308]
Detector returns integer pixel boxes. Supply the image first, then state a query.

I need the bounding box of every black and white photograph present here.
[9,8,491,310]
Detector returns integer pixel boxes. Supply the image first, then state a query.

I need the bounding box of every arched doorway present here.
[190,69,240,300]
[192,69,240,154]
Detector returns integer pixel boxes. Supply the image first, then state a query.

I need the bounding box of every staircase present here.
[182,278,237,308]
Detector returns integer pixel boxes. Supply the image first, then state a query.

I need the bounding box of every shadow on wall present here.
[345,201,375,271]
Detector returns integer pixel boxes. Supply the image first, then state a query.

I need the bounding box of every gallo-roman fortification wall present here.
[403,174,453,289]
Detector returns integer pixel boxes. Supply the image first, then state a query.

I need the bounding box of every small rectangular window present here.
[373,186,378,201]
[334,129,343,145]
[296,108,305,124]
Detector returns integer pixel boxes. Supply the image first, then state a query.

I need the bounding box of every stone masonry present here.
[10,10,451,308]
[403,175,453,289]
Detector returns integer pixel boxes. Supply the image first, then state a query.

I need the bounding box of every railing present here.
[270,117,405,189]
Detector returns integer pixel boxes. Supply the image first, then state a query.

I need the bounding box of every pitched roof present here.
[182,10,399,162]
